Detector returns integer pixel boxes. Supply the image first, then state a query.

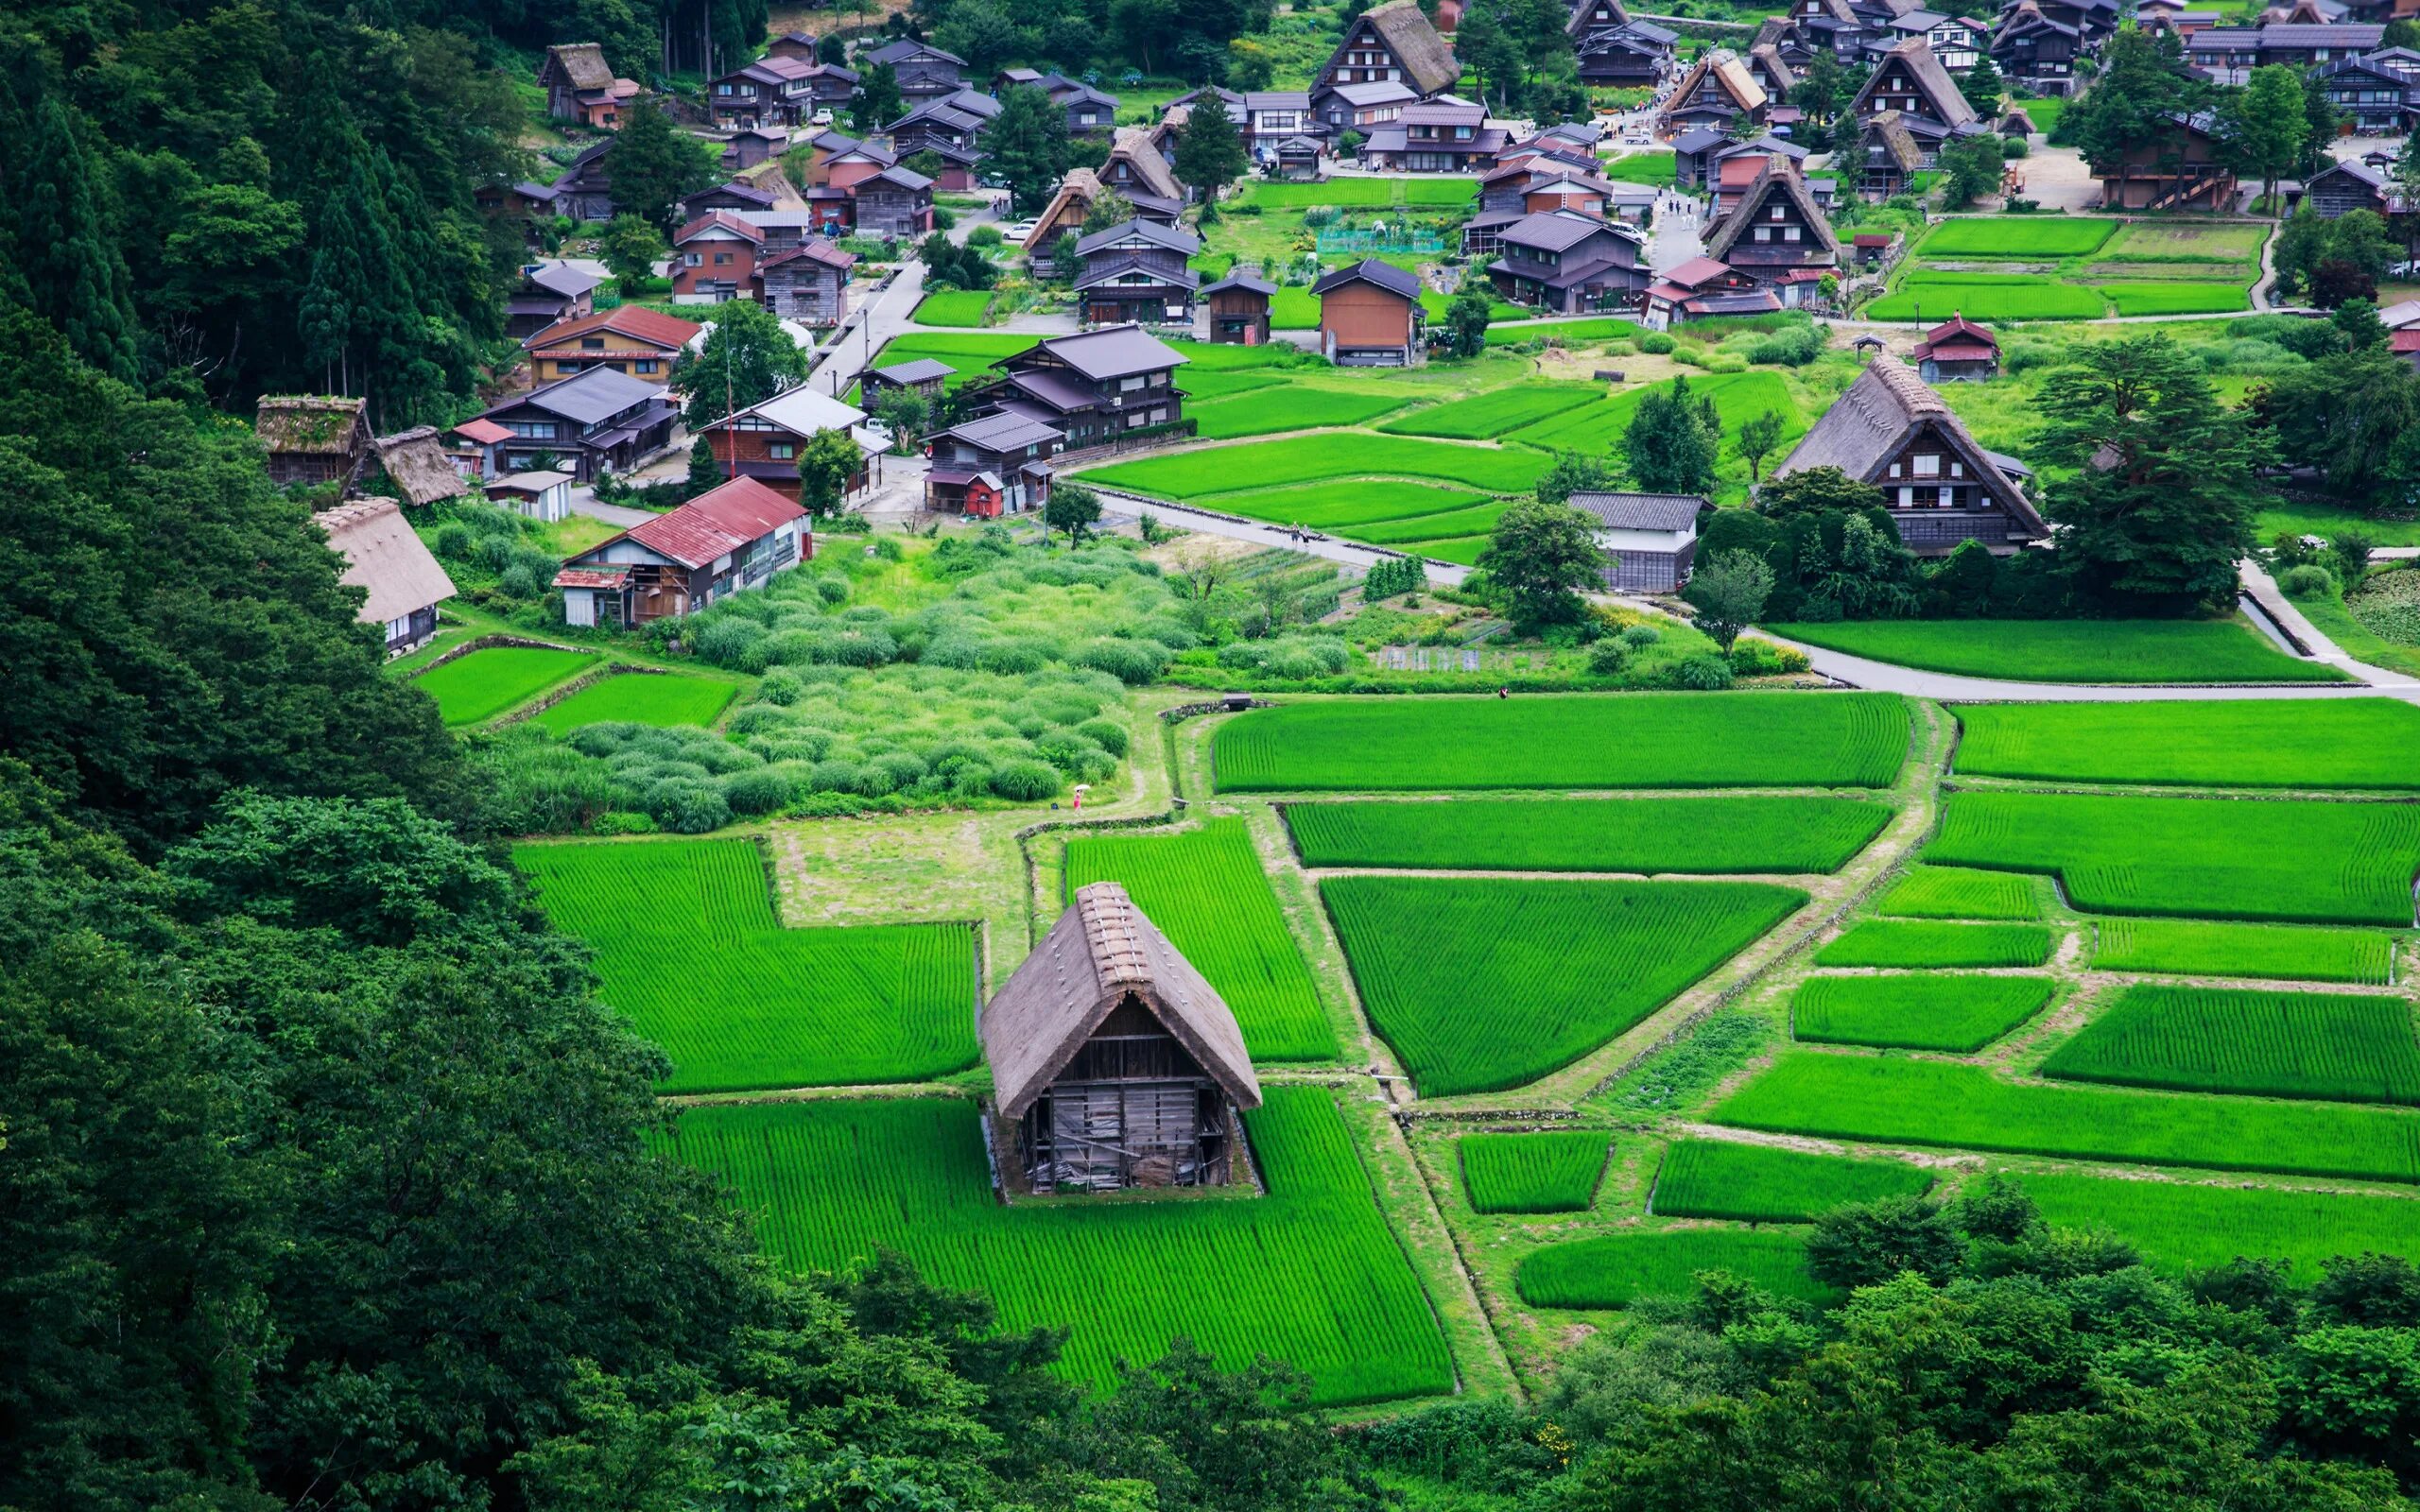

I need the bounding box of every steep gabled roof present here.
[544,43,617,92]
[1027,324,1188,381]
[1750,41,1802,91]
[372,426,469,506]
[1103,126,1184,201]
[1344,0,1464,95]
[1703,158,1841,264]
[583,476,806,570]
[1075,217,1202,257]
[1565,490,1705,530]
[254,395,367,456]
[1314,257,1425,301]
[1568,0,1634,33]
[674,209,766,246]
[1775,355,2047,534]
[1861,110,1927,173]
[315,498,457,624]
[1910,312,1999,358]
[1848,36,1979,126]
[521,304,704,353]
[982,882,1261,1123]
[1667,49,1770,114]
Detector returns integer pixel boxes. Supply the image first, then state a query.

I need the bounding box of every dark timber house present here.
[255,395,373,488]
[983,882,1262,1194]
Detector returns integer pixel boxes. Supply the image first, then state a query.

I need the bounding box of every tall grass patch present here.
[1814,919,2055,969]
[1063,819,1338,1061]
[1651,1139,1931,1223]
[2040,983,2420,1105]
[1792,973,2055,1051]
[1461,1131,1611,1212]
[657,1089,1454,1405]
[1286,795,1891,874]
[2093,919,2395,985]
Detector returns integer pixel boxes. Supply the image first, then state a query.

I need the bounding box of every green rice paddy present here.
[2024,1170,2420,1279]
[1875,865,2040,920]
[1950,700,2420,789]
[527,672,737,732]
[1772,619,2342,684]
[912,288,994,326]
[1813,919,2056,969]
[1081,434,1550,499]
[1651,1139,1931,1223]
[2040,983,2420,1106]
[1377,384,1603,439]
[415,646,600,727]
[1916,218,2119,257]
[1461,1130,1611,1213]
[1517,1228,1832,1308]
[1792,972,2056,1052]
[2091,919,2396,986]
[1186,384,1413,439]
[1284,796,1892,874]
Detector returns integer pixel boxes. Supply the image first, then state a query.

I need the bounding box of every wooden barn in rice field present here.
[983,882,1261,1194]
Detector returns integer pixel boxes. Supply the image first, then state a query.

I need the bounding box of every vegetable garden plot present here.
[528,673,737,732]
[416,647,598,727]
[1461,1131,1611,1212]
[1926,790,2420,926]
[2039,983,2420,1105]
[1516,1228,1832,1308]
[1712,1052,2420,1184]
[1651,1139,1931,1223]
[1322,876,1806,1095]
[1080,434,1550,499]
[1215,692,1910,792]
[1950,700,2420,790]
[1876,865,2039,919]
[513,839,977,1092]
[1285,796,1892,874]
[1377,385,1602,439]
[2024,1170,2420,1279]
[654,1088,1455,1407]
[1792,973,2055,1052]
[1773,619,2342,684]
[2093,919,2395,986]
[1063,820,1338,1062]
[1813,920,2054,969]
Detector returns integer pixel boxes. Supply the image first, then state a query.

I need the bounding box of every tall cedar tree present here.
[856,60,906,132]
[2030,334,2267,613]
[2057,28,2193,159]
[1172,97,1250,214]
[607,99,721,232]
[3,55,140,383]
[1960,52,2004,114]
[988,83,1072,216]
[1478,499,1607,627]
[2220,64,2308,210]
[673,299,810,433]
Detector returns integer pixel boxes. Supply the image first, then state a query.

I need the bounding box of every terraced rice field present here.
[1483,316,1638,347]
[1516,1228,1832,1308]
[1713,1052,2420,1184]
[1792,973,2056,1051]
[2092,919,2396,986]
[513,839,977,1091]
[1772,619,2342,684]
[656,1089,1454,1405]
[1322,876,1806,1095]
[1927,790,2420,925]
[1950,700,2420,789]
[2100,283,2251,317]
[1187,385,1412,439]
[1348,503,1514,543]
[1651,1139,1931,1223]
[415,646,598,726]
[1867,277,2108,321]
[1377,384,1602,439]
[1461,1130,1611,1213]
[2024,1170,2420,1278]
[1916,217,2120,257]
[1814,919,2055,969]
[1284,796,1892,874]
[1193,480,1497,530]
[2040,983,2420,1105]
[1876,865,2039,919]
[527,672,737,732]
[1081,434,1550,499]
[912,289,994,326]
[1503,371,1806,456]
[1215,693,1911,792]
[1063,820,1338,1061]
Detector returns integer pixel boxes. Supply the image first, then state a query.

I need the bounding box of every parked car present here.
[811,108,834,127]
[1002,218,1040,244]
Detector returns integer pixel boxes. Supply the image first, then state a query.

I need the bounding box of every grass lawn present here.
[1185,383,1414,438]
[1483,315,1640,347]
[414,646,598,727]
[2100,222,2270,263]
[1080,433,1551,498]
[912,289,994,326]
[2256,503,2420,546]
[1600,149,1677,186]
[1916,217,2118,257]
[527,673,737,733]
[1771,618,2346,684]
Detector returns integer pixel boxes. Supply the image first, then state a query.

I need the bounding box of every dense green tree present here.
[1937,133,2005,208]
[3,52,140,382]
[2220,64,2309,211]
[2056,27,2193,162]
[1685,550,1772,652]
[1083,188,1140,233]
[796,426,864,517]
[989,84,1074,216]
[1737,409,1787,483]
[1960,52,2004,114]
[1443,285,1492,358]
[1793,50,1850,126]
[686,431,727,496]
[1109,0,1179,70]
[597,213,666,294]
[1536,449,1615,505]
[1046,480,1105,544]
[2301,70,2343,179]
[1228,36,1278,89]
[2260,338,2420,513]
[1806,1194,1967,1288]
[1478,500,1606,627]
[1624,374,1720,494]
[855,60,906,132]
[673,300,810,432]
[606,100,720,232]
[2031,334,2266,612]
[937,0,1028,75]
[1173,97,1250,215]
[1756,465,1887,518]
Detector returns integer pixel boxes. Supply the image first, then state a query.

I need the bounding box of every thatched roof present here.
[1849,37,1979,127]
[1027,167,1101,255]
[1668,49,1768,115]
[1862,110,1927,174]
[1775,355,2048,535]
[1105,127,1183,202]
[983,882,1261,1123]
[1350,1,1462,96]
[255,395,369,457]
[1567,0,1634,36]
[545,43,617,93]
[1703,158,1841,265]
[314,498,457,625]
[373,426,470,507]
[1749,42,1800,92]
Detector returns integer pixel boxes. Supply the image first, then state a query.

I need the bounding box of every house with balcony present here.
[1361,99,1508,170]
[1488,210,1650,312]
[1073,219,1203,327]
[552,476,810,627]
[885,95,990,191]
[1990,0,2085,94]
[1313,0,1463,102]
[475,366,680,481]
[959,325,1190,450]
[925,411,1063,517]
[2089,111,2236,209]
[520,305,703,387]
[709,55,826,129]
[756,238,856,325]
[2314,53,2415,129]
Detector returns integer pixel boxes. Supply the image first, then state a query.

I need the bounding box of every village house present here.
[1671,128,1734,189]
[1202,271,1276,344]
[371,426,469,507]
[1643,254,1776,328]
[1315,258,1427,366]
[1855,111,1928,198]
[552,475,811,627]
[1746,37,1802,99]
[1310,78,1422,136]
[1361,99,1508,171]
[865,38,968,101]
[1775,352,2048,554]
[255,395,372,489]
[721,125,791,172]
[448,418,512,479]
[1568,0,1636,43]
[804,131,895,189]
[2313,55,2416,130]
[1709,142,1814,215]
[1241,92,1317,159]
[1313,0,1463,102]
[671,211,766,302]
[2090,111,2237,209]
[709,55,829,129]
[1579,11,1680,88]
[2306,157,2400,217]
[1990,0,2085,94]
[852,163,937,239]
[755,237,856,325]
[522,139,616,222]
[1702,159,1840,302]
[1489,210,1651,312]
[858,357,954,405]
[475,366,679,482]
[1779,0,1877,58]
[315,498,457,656]
[506,261,601,339]
[1095,126,1188,216]
[1658,50,1770,136]
[925,410,1063,517]
[767,30,821,61]
[961,325,1191,449]
[1565,490,1704,592]
[1074,219,1203,327]
[538,43,640,128]
[885,94,991,191]
[1039,74,1121,135]
[2138,4,2225,36]
[484,470,576,523]
[982,882,1261,1194]
[1847,37,1984,156]
[521,305,703,387]
[695,385,878,502]
[1910,313,2001,380]
[1273,135,1326,180]
[680,180,777,221]
[2191,21,2385,80]
[1887,10,1984,66]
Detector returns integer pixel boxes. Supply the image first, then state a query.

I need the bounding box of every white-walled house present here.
[551,475,810,627]
[1565,490,1705,592]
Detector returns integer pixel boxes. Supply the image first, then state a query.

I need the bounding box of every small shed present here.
[1272,134,1325,181]
[372,426,471,507]
[982,882,1262,1194]
[256,395,372,489]
[1851,232,1894,267]
[486,469,577,522]
[314,498,458,654]
[1202,270,1276,345]
[1565,490,1704,593]
[860,357,955,404]
[1313,258,1426,367]
[1910,312,2000,382]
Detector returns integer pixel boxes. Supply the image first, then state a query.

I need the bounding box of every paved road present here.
[568,493,653,527]
[812,262,924,395]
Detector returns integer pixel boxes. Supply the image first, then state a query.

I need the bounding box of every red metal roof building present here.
[551,476,812,627]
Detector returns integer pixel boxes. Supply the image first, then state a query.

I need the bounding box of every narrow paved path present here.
[568,494,653,527]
